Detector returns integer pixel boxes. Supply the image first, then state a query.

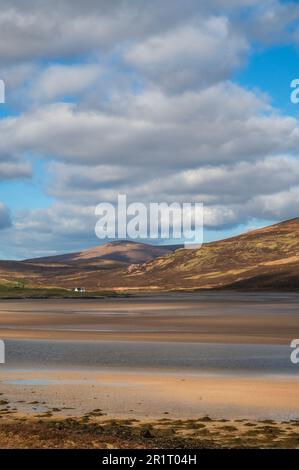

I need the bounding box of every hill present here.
[25,240,179,267]
[122,217,299,291]
[1,218,299,293]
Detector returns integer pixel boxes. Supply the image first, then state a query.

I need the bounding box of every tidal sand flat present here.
[1,368,299,420]
[0,293,299,447]
[0,292,298,344]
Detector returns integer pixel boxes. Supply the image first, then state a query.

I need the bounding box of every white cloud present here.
[30,64,103,102]
[245,0,299,45]
[0,1,213,64]
[1,83,298,169]
[5,202,98,259]
[0,159,31,181]
[1,0,299,256]
[125,17,249,92]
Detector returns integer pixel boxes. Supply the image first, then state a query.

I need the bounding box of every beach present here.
[0,293,298,344]
[0,293,299,447]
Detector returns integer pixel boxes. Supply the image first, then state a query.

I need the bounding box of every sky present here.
[1,0,299,258]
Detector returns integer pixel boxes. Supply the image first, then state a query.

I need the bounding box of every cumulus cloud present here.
[0,0,221,63]
[125,17,249,92]
[1,83,298,169]
[45,155,299,204]
[42,155,299,230]
[245,1,299,45]
[30,64,103,102]
[5,202,98,259]
[1,0,299,256]
[144,156,299,202]
[249,186,299,221]
[0,0,291,66]
[0,159,31,181]
[0,7,130,62]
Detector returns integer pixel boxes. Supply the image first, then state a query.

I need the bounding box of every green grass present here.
[0,283,127,299]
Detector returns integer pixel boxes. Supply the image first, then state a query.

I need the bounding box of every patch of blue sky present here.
[234,45,299,117]
[0,101,15,118]
[0,159,53,211]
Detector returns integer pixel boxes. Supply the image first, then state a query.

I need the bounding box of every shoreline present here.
[0,414,299,448]
[1,368,299,448]
[0,296,298,448]
[1,368,298,421]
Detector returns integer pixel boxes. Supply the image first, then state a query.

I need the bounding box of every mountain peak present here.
[24,240,179,266]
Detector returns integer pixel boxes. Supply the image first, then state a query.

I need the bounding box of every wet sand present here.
[1,369,299,448]
[0,294,298,344]
[0,294,299,447]
[1,369,299,421]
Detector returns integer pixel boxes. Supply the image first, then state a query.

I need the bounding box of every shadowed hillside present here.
[123,217,299,291]
[1,218,299,294]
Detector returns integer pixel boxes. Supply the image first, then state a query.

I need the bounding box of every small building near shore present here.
[73,287,86,293]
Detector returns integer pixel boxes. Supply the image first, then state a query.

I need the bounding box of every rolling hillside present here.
[1,218,299,293]
[25,240,179,267]
[123,217,299,291]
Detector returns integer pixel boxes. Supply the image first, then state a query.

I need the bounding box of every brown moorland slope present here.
[123,217,299,291]
[25,240,179,266]
[1,218,299,292]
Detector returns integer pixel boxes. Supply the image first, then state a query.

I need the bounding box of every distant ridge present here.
[1,218,299,291]
[24,240,181,266]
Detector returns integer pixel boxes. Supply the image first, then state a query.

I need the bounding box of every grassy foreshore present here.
[0,413,299,448]
[0,284,127,299]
